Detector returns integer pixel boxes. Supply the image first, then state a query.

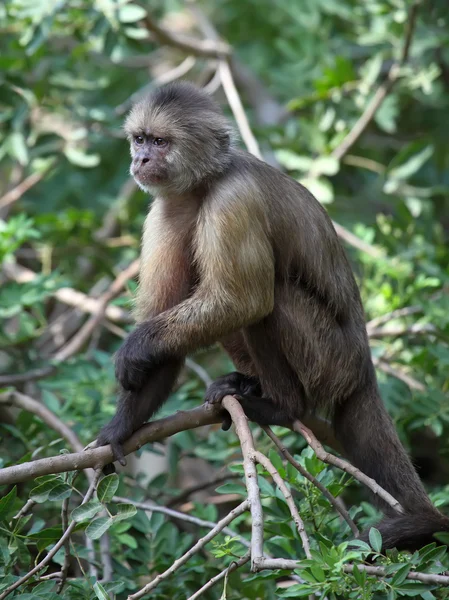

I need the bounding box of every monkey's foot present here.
[205,371,261,404]
[204,372,260,431]
[96,420,129,467]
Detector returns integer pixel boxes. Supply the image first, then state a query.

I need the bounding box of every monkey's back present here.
[219,149,374,406]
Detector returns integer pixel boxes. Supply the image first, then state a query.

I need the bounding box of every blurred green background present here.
[1,0,449,598]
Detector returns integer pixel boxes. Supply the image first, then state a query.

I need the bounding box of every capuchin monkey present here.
[97,81,449,551]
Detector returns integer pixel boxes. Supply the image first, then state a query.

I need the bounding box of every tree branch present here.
[254,557,449,586]
[293,420,403,514]
[186,552,251,600]
[254,449,311,559]
[0,471,101,600]
[331,1,420,161]
[0,404,223,486]
[263,426,359,536]
[128,500,249,599]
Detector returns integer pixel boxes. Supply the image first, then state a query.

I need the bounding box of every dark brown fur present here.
[97,81,449,550]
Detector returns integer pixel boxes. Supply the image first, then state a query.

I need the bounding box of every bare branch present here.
[57,497,71,593]
[331,1,419,161]
[53,259,139,362]
[254,450,311,559]
[0,170,48,210]
[2,263,131,323]
[263,426,359,536]
[186,552,251,600]
[254,557,449,586]
[188,3,262,159]
[128,500,249,599]
[221,396,264,567]
[332,221,384,259]
[293,420,404,514]
[143,13,230,58]
[167,471,239,507]
[372,356,425,392]
[185,357,213,387]
[0,390,84,453]
[0,404,222,486]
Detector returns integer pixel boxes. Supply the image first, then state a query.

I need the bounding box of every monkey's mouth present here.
[131,166,168,187]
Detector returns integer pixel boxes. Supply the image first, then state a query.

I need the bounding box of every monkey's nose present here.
[141,157,149,165]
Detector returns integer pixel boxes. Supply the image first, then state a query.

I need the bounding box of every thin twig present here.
[128,500,249,599]
[99,535,113,582]
[0,366,56,386]
[0,390,84,453]
[188,2,262,159]
[186,552,251,600]
[167,472,240,507]
[143,13,230,58]
[57,497,71,593]
[112,496,250,549]
[254,557,449,585]
[53,259,139,362]
[263,426,359,536]
[2,262,131,323]
[0,170,48,210]
[185,357,213,387]
[0,470,101,599]
[221,396,264,567]
[372,356,425,392]
[293,420,404,514]
[331,1,419,161]
[254,450,311,559]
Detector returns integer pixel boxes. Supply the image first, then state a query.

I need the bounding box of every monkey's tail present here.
[333,381,449,551]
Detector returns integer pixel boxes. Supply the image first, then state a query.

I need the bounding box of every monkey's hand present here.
[115,323,164,392]
[204,372,262,430]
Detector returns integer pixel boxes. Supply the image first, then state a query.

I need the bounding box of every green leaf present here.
[368,528,382,552]
[0,486,17,521]
[64,147,100,168]
[389,145,433,180]
[299,177,334,204]
[71,499,103,523]
[275,150,312,172]
[97,474,119,504]
[48,483,72,501]
[112,503,137,522]
[93,582,112,600]
[391,563,411,586]
[28,526,63,552]
[7,132,29,165]
[118,4,147,23]
[86,516,113,540]
[30,479,59,503]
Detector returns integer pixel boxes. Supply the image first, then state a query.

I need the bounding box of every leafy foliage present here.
[1,0,449,598]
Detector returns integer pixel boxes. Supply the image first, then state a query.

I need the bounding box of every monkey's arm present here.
[116,195,275,391]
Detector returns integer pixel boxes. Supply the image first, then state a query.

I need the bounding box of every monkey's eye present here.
[134,136,144,145]
[153,138,167,147]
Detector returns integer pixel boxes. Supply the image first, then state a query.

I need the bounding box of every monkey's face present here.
[124,83,234,194]
[129,134,170,191]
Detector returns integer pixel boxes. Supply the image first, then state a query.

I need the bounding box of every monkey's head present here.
[124,81,234,194]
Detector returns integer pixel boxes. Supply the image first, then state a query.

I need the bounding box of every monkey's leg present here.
[97,359,183,465]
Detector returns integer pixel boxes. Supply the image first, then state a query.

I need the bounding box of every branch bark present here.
[221,396,264,568]
[293,421,403,514]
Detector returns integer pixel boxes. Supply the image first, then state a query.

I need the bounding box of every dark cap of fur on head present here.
[124,82,235,191]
